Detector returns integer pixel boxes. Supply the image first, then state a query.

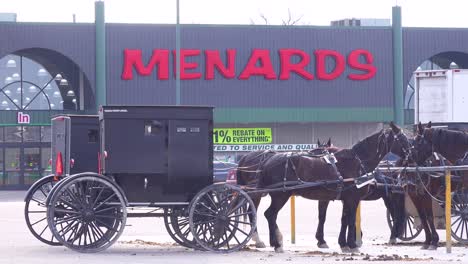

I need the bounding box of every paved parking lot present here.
[0,191,467,264]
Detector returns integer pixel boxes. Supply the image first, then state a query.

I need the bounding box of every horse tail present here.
[236,154,248,186]
[256,154,270,189]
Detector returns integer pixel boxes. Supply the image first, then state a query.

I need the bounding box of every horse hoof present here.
[255,241,266,248]
[428,245,438,250]
[341,246,350,253]
[317,243,329,249]
[421,245,429,250]
[388,238,397,244]
[349,247,360,253]
[274,247,284,253]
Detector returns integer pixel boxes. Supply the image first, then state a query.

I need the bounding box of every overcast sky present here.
[1,0,467,27]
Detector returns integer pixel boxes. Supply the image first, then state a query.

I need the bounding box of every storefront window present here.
[5,148,20,185]
[24,148,41,185]
[41,148,51,175]
[0,149,4,186]
[41,126,51,142]
[5,126,22,142]
[0,55,79,111]
[23,126,41,142]
[0,127,3,142]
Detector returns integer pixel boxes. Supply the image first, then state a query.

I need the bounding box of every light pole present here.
[175,0,181,105]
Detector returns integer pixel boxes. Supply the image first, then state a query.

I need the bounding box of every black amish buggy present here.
[24,115,100,246]
[23,105,407,254]
[24,106,257,253]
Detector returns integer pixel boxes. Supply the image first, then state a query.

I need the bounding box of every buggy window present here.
[144,121,163,136]
[88,129,98,143]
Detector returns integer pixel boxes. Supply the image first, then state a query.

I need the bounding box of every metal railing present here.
[374,164,468,253]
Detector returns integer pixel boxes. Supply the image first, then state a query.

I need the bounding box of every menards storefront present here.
[4,2,468,188]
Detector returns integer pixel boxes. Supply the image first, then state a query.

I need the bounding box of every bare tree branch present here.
[260,13,268,25]
[253,9,305,26]
[291,14,304,25]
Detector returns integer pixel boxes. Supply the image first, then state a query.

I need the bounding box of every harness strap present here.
[325,153,344,200]
[283,152,291,192]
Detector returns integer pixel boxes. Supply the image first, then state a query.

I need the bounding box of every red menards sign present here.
[121,48,376,81]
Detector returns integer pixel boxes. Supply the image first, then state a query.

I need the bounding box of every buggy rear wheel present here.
[164,207,199,249]
[189,184,256,253]
[24,175,62,246]
[386,209,422,241]
[451,190,468,243]
[47,174,127,253]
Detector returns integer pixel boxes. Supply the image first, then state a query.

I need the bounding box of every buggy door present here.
[168,119,212,184]
[51,116,71,176]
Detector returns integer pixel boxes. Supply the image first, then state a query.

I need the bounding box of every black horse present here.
[315,128,411,248]
[406,122,468,249]
[236,139,335,248]
[257,122,411,253]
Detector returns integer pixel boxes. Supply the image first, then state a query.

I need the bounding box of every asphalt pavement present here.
[0,191,466,264]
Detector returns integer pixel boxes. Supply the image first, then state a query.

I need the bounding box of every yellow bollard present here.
[291,195,296,244]
[445,169,452,253]
[356,202,362,246]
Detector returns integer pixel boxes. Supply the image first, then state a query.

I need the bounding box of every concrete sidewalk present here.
[0,191,26,202]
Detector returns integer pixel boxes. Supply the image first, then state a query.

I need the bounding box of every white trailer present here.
[414,69,468,124]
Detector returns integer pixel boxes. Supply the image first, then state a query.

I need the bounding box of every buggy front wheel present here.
[164,207,199,249]
[451,190,468,243]
[189,184,256,253]
[386,209,422,241]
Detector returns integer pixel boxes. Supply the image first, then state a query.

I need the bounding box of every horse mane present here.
[427,128,468,154]
[351,128,385,157]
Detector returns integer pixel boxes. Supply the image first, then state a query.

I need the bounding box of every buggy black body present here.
[38,105,257,253]
[99,105,214,203]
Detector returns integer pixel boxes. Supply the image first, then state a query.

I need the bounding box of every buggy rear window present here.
[88,129,98,143]
[145,121,163,136]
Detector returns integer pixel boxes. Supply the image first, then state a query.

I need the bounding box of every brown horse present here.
[406,122,468,249]
[236,139,336,248]
[257,123,411,253]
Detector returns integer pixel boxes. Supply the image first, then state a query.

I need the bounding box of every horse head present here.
[412,121,436,165]
[387,121,412,161]
[352,122,411,172]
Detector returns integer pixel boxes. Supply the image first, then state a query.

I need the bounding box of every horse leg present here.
[315,200,330,248]
[384,193,404,244]
[411,195,432,249]
[338,203,349,252]
[344,200,360,253]
[264,193,290,253]
[249,193,266,248]
[425,200,439,250]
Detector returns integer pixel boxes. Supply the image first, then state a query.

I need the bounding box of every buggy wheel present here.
[47,174,127,253]
[386,209,422,241]
[24,175,62,246]
[189,184,256,253]
[164,207,199,249]
[451,190,468,243]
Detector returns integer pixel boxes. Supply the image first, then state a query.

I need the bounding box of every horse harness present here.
[281,150,347,200]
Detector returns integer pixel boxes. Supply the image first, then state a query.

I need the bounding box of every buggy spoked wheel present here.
[386,210,422,241]
[47,175,127,253]
[189,184,256,253]
[451,190,468,243]
[164,207,199,249]
[24,175,62,246]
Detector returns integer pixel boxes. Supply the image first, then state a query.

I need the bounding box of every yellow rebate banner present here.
[213,128,272,144]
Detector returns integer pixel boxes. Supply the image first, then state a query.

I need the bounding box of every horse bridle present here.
[353,128,411,175]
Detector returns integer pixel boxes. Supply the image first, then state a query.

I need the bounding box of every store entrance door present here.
[1,145,47,189]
